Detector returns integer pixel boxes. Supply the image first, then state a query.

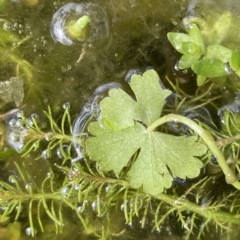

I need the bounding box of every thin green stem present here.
[147,113,240,189]
[154,193,240,225]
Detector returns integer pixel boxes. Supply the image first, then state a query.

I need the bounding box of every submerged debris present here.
[0,77,24,107]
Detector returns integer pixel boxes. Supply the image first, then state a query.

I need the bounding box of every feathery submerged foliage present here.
[1,1,240,240]
[1,69,240,239]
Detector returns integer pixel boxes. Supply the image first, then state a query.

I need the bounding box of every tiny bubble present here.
[3,22,12,31]
[16,110,24,118]
[174,62,180,71]
[25,227,37,236]
[8,175,18,184]
[9,119,17,128]
[41,149,51,160]
[120,203,124,211]
[44,132,54,142]
[25,183,33,192]
[56,144,68,159]
[61,186,69,198]
[62,102,70,110]
[105,185,111,192]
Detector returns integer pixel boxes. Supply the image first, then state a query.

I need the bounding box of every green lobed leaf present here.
[86,69,207,195]
[100,69,172,128]
[167,32,192,55]
[229,51,240,71]
[192,58,228,78]
[188,23,205,53]
[205,45,232,63]
[196,75,207,86]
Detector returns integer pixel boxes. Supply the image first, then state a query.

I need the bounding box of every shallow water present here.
[0,0,240,240]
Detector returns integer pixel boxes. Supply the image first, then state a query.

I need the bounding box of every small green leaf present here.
[189,23,205,53]
[192,58,227,77]
[179,53,201,69]
[235,71,240,77]
[167,32,192,55]
[181,42,201,55]
[230,51,240,71]
[196,75,207,86]
[86,69,207,195]
[206,45,232,63]
[100,69,172,128]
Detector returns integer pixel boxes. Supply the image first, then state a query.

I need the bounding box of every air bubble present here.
[44,132,54,141]
[224,63,231,74]
[8,131,20,143]
[8,119,17,128]
[74,184,80,190]
[25,227,37,236]
[47,172,53,177]
[3,22,12,31]
[120,203,124,211]
[140,218,149,228]
[91,200,107,216]
[62,102,70,109]
[50,3,109,46]
[61,186,69,198]
[174,62,180,71]
[7,131,24,152]
[105,185,111,192]
[41,149,52,160]
[16,119,24,129]
[77,206,83,213]
[27,113,39,126]
[72,82,121,161]
[56,145,69,159]
[125,69,142,83]
[8,175,18,184]
[25,183,33,193]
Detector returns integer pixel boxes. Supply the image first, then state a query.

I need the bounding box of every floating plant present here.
[50,3,109,46]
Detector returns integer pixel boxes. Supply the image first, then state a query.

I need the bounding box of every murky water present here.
[1,0,240,239]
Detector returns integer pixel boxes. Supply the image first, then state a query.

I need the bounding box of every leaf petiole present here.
[148,113,240,190]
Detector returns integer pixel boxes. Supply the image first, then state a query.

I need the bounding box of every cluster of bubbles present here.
[3,109,39,153]
[3,21,24,35]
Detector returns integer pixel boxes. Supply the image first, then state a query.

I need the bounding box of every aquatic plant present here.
[1,69,240,239]
[2,1,240,239]
[167,12,240,86]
